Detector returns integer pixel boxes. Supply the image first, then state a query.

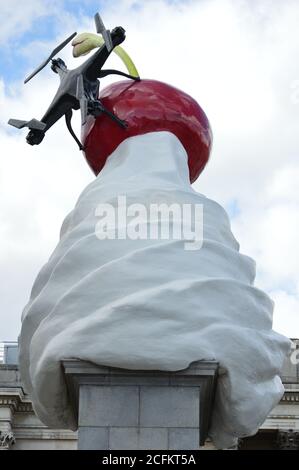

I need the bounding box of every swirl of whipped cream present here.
[19,131,290,448]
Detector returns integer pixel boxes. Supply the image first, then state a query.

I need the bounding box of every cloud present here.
[271,288,299,337]
[0,0,57,45]
[0,0,298,339]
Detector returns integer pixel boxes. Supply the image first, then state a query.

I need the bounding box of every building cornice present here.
[281,390,299,404]
[0,388,26,411]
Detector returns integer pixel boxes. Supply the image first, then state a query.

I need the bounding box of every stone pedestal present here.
[62,360,218,450]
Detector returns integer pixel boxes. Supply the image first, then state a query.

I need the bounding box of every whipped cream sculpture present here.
[18,27,290,449]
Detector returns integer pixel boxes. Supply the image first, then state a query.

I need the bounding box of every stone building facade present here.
[0,341,298,450]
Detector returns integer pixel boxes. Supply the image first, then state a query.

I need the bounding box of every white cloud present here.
[0,0,298,339]
[0,0,58,45]
[271,289,299,337]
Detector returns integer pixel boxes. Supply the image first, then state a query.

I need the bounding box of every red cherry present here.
[82,79,212,183]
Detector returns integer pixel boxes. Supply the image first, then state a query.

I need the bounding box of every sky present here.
[0,0,298,340]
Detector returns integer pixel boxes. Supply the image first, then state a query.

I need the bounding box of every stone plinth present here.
[62,360,218,450]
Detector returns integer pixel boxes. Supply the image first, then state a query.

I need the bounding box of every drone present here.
[8,13,140,150]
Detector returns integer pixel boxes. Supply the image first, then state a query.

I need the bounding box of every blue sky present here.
[0,0,299,340]
[1,15,58,82]
[0,0,194,82]
[0,1,95,82]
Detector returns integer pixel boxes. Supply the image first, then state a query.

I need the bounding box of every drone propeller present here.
[94,13,113,52]
[76,75,88,125]
[24,32,77,84]
[8,118,46,131]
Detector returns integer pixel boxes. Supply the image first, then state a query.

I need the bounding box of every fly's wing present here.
[76,75,88,125]
[94,13,113,52]
[24,32,77,84]
[8,118,46,131]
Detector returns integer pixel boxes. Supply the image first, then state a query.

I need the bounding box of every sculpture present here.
[0,431,15,449]
[8,14,139,150]
[14,12,291,449]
